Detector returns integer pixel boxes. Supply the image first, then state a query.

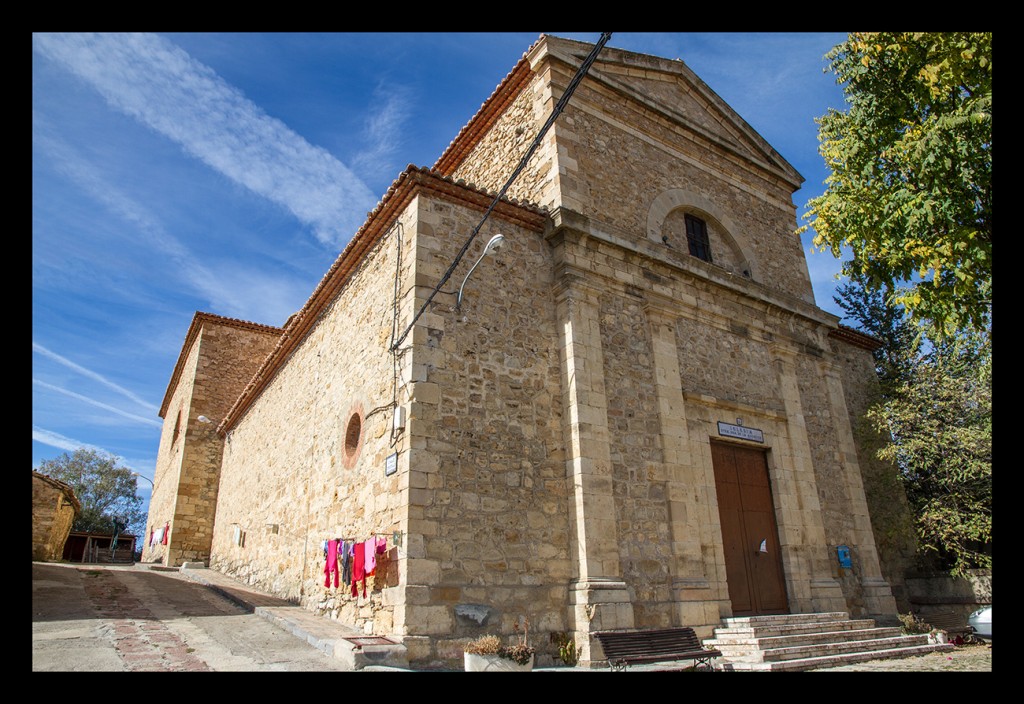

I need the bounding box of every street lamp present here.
[131,472,154,488]
[457,234,506,309]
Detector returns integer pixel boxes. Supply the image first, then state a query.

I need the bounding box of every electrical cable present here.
[388,221,403,448]
[390,32,612,352]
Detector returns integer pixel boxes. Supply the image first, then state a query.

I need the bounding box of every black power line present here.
[390,32,613,351]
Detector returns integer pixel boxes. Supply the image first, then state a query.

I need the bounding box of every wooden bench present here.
[594,627,721,671]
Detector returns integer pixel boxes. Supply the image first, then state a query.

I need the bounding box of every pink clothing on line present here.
[364,539,377,576]
[324,539,340,588]
[351,542,366,598]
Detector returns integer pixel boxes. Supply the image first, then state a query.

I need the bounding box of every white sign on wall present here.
[717,421,764,443]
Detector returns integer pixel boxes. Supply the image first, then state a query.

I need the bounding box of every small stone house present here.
[32,471,80,562]
[144,35,910,669]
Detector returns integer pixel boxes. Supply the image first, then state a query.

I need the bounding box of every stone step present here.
[712,618,879,640]
[705,612,953,672]
[708,626,906,654]
[717,634,932,663]
[719,643,954,672]
[720,612,850,627]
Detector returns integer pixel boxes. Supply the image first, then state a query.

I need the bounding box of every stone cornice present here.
[829,325,884,352]
[545,207,835,331]
[159,312,282,419]
[217,166,547,436]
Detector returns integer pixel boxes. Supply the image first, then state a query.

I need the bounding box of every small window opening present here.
[345,414,362,454]
[684,214,713,263]
[342,406,364,469]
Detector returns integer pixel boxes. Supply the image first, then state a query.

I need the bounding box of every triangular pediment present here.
[540,36,803,189]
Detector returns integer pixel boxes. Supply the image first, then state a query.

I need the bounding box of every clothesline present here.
[323,535,388,597]
[324,530,403,545]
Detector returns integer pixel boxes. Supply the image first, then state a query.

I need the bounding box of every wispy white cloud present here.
[33,379,163,428]
[33,130,305,324]
[351,82,414,181]
[32,427,153,477]
[32,426,108,456]
[33,342,158,412]
[33,32,378,249]
[33,125,193,262]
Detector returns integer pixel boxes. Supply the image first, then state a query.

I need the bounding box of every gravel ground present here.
[810,641,992,672]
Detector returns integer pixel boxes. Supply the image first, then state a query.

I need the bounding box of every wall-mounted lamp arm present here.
[131,472,154,488]
[456,234,505,309]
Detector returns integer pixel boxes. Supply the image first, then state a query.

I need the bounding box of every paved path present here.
[33,562,352,672]
[33,560,992,673]
[809,641,991,672]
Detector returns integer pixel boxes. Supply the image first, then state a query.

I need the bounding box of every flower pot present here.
[463,652,534,672]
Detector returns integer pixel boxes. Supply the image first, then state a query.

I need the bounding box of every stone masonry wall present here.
[831,338,918,612]
[445,37,897,632]
[144,317,280,566]
[32,474,77,561]
[796,352,866,609]
[211,209,416,642]
[548,203,895,626]
[407,195,566,668]
[451,46,815,308]
[597,290,672,627]
[171,321,281,566]
[448,80,547,207]
[145,339,198,564]
[564,85,813,305]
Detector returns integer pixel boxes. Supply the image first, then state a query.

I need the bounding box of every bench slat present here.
[594,627,720,672]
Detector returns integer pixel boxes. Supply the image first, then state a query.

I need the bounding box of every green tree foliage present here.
[36,448,146,538]
[836,278,991,576]
[834,266,921,389]
[802,32,992,336]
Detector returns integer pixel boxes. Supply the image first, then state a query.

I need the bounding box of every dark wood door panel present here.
[712,441,788,615]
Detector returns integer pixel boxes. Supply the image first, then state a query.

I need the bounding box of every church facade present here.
[142,35,906,669]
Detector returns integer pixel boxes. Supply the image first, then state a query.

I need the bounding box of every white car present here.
[968,606,991,640]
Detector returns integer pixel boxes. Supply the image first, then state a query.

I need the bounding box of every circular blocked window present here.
[342,404,364,469]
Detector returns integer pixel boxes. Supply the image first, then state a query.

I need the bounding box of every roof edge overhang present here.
[32,470,82,514]
[433,34,804,192]
[829,324,884,352]
[217,165,547,436]
[157,312,283,419]
[432,40,539,176]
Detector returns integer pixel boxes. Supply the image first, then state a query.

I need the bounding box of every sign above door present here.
[717,421,764,443]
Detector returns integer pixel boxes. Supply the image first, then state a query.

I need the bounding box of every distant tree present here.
[802,32,992,336]
[835,276,991,577]
[833,265,920,390]
[866,326,991,576]
[36,449,146,539]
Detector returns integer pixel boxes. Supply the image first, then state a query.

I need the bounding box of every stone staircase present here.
[705,612,953,671]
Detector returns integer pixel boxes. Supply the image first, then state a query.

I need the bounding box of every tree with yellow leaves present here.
[801,32,991,337]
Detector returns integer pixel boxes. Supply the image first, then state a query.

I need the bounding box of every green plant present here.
[551,631,579,666]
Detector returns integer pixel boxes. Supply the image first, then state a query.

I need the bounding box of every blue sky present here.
[32,32,851,516]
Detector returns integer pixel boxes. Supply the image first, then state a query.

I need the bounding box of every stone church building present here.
[142,35,908,669]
